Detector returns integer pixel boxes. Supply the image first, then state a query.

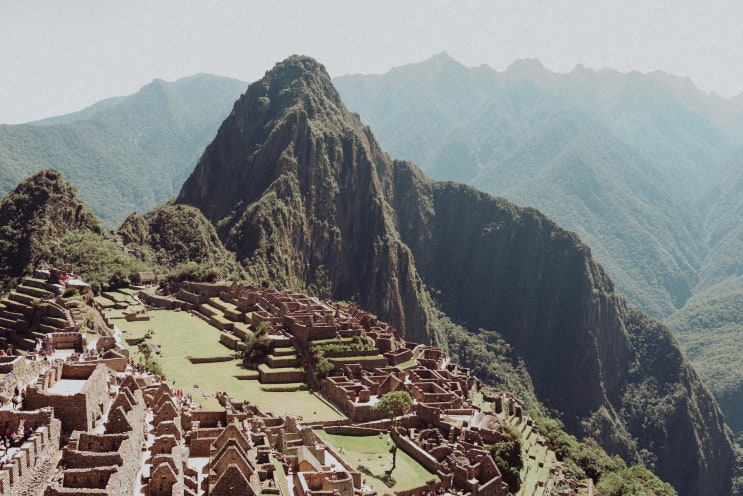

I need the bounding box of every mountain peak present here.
[177,56,433,343]
[506,58,547,75]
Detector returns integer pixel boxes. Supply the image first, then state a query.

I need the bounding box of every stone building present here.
[24,362,110,433]
[45,371,147,495]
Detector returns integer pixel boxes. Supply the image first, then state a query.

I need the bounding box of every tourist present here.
[3,422,11,448]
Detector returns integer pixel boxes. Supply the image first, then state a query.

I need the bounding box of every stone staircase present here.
[173,290,307,387]
[0,277,78,351]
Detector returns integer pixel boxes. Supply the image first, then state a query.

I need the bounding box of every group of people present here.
[1,419,35,450]
[72,348,100,361]
[172,384,201,411]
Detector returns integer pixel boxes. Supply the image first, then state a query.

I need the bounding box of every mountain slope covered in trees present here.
[334,53,743,444]
[0,74,246,227]
[176,56,739,496]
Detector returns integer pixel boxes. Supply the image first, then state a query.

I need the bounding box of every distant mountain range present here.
[334,53,743,439]
[0,74,246,227]
[334,52,743,318]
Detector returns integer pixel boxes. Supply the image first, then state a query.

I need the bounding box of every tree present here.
[490,422,523,492]
[136,329,163,375]
[241,323,272,369]
[372,391,413,423]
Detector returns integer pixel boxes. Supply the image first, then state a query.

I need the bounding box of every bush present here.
[314,355,334,379]
[490,423,523,492]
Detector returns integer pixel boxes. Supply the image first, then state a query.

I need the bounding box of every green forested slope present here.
[0,74,246,227]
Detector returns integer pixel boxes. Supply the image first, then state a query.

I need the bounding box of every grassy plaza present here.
[117,309,344,420]
[316,430,438,495]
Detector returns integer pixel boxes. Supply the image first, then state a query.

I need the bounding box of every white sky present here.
[2,0,742,124]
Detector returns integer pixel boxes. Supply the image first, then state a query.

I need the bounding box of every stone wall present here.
[391,428,443,474]
[0,412,61,496]
[0,358,46,400]
[0,355,25,374]
[137,292,187,310]
[48,379,146,496]
[258,367,305,384]
[46,332,86,351]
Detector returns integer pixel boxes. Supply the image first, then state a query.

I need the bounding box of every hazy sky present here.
[2,0,742,124]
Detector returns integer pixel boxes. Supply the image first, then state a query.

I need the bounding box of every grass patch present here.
[315,430,438,494]
[120,309,344,421]
[329,355,387,364]
[396,359,417,369]
[309,337,355,345]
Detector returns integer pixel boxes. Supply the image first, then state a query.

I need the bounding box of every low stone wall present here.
[323,425,385,435]
[384,347,413,366]
[175,290,207,306]
[219,333,241,350]
[391,429,443,475]
[0,414,61,496]
[0,355,26,373]
[395,480,449,496]
[320,349,379,358]
[328,357,388,371]
[258,366,305,384]
[137,292,186,310]
[182,282,231,298]
[0,358,46,400]
[187,356,234,364]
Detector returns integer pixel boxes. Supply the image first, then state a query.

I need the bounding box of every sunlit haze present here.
[2,0,742,124]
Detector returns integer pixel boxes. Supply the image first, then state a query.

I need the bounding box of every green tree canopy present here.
[372,391,413,420]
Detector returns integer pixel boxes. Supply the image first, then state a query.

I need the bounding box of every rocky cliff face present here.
[176,56,738,495]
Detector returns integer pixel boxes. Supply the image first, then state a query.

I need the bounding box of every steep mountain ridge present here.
[0,169,104,292]
[177,56,738,495]
[177,57,434,344]
[334,55,743,445]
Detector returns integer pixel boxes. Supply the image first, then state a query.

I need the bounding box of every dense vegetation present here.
[667,290,743,440]
[437,313,540,410]
[0,170,246,296]
[489,423,523,492]
[0,169,109,293]
[117,203,245,283]
[40,229,150,294]
[533,415,677,495]
[0,74,246,227]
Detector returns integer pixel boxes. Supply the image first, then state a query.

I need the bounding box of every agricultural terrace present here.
[316,430,439,495]
[117,308,344,421]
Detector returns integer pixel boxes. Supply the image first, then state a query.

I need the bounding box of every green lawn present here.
[396,359,417,369]
[119,309,345,421]
[316,430,438,494]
